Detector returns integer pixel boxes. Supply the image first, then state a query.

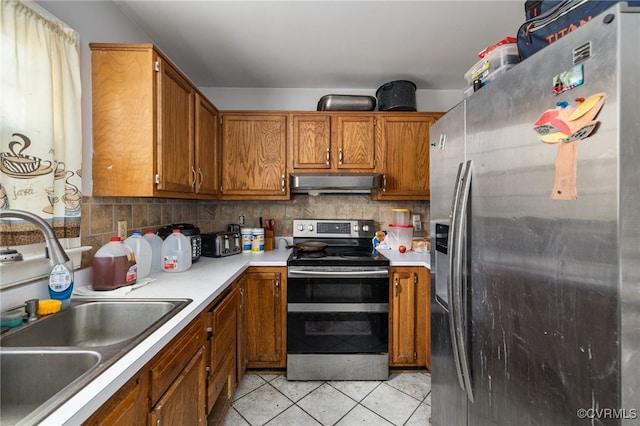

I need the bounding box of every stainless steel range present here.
[286,219,390,381]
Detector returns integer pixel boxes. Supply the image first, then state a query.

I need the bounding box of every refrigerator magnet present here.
[533,92,607,200]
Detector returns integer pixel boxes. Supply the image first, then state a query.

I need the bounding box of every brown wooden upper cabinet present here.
[374,113,442,201]
[291,113,378,172]
[90,43,219,199]
[219,113,289,200]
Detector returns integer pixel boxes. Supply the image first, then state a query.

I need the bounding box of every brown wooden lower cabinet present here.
[148,347,206,426]
[83,372,148,425]
[389,266,431,369]
[206,285,240,424]
[243,267,287,368]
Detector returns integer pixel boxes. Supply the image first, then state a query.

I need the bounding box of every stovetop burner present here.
[340,251,373,259]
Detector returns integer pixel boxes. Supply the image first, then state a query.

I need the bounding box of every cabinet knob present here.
[338,148,343,166]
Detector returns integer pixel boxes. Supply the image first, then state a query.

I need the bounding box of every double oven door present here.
[286,266,390,380]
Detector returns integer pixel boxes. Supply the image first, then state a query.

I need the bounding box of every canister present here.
[240,228,253,253]
[251,228,265,253]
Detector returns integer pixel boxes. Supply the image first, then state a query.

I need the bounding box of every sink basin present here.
[0,350,101,425]
[1,300,185,347]
[0,298,191,425]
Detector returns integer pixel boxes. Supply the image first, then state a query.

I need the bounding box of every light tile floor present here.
[223,372,431,426]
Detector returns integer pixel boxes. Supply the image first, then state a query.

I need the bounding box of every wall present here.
[201,87,461,112]
[80,195,428,267]
[36,1,432,271]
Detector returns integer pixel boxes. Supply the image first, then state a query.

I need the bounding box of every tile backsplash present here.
[81,195,429,267]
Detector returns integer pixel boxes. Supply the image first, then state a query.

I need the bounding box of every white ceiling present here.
[114,1,525,91]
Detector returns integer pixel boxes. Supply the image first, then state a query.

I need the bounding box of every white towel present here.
[72,278,154,297]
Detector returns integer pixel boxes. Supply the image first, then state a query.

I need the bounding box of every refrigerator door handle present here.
[453,160,475,403]
[448,162,466,393]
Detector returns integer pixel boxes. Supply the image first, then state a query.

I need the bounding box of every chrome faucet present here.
[0,209,70,265]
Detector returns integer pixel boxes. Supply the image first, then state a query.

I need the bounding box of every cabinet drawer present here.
[206,349,234,413]
[150,314,205,404]
[211,318,235,373]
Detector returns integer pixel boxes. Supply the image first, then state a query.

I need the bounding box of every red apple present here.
[398,245,407,253]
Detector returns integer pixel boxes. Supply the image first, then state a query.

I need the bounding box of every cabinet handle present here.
[281,175,286,193]
[394,276,399,297]
[198,168,203,189]
[275,278,280,297]
[338,148,343,165]
[382,174,387,192]
[191,167,196,189]
[326,148,330,166]
[239,287,244,308]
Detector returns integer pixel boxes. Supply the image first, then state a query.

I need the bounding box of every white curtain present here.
[0,0,82,245]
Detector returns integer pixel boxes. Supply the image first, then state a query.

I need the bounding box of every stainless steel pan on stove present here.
[286,242,328,252]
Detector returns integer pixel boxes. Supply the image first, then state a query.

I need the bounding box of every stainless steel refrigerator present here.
[429,4,639,426]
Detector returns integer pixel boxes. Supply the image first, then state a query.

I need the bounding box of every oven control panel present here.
[293,219,375,238]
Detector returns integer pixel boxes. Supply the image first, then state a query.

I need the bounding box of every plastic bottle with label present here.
[49,259,74,308]
[143,230,164,273]
[124,231,153,279]
[161,229,192,272]
[92,236,137,290]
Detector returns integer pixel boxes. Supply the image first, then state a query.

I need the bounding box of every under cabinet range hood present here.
[290,173,382,195]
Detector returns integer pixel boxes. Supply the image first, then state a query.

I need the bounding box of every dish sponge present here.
[0,310,24,328]
[37,299,62,315]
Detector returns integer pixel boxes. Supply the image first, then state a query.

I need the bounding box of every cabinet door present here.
[83,373,147,426]
[220,114,288,199]
[195,94,219,196]
[156,56,195,193]
[389,267,430,367]
[334,115,377,170]
[91,44,157,196]
[377,114,439,200]
[148,347,206,426]
[390,268,418,366]
[244,268,286,368]
[291,114,332,169]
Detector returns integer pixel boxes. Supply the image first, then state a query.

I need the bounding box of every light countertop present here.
[39,247,430,425]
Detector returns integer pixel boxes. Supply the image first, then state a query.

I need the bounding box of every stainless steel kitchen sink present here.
[0,298,191,425]
[0,349,101,425]
[1,300,186,347]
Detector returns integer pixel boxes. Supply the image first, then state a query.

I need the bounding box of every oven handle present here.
[287,269,389,278]
[287,303,389,313]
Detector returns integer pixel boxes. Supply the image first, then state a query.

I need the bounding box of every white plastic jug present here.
[124,231,153,279]
[161,229,192,272]
[92,236,137,290]
[143,230,164,273]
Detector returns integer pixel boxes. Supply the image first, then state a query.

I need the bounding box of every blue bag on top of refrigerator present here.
[517,0,640,60]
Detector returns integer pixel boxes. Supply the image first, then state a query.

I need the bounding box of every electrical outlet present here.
[412,215,422,232]
[117,221,128,240]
